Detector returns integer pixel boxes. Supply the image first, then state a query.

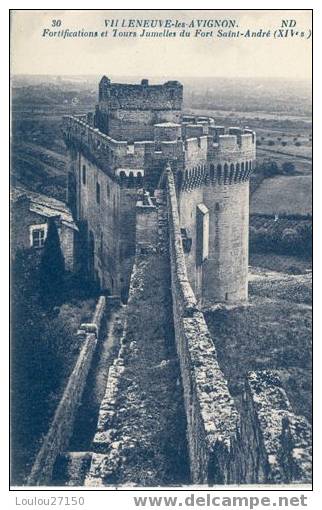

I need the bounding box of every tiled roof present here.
[11,186,78,230]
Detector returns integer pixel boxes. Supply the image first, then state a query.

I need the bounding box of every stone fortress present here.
[63,76,255,305]
[28,77,311,487]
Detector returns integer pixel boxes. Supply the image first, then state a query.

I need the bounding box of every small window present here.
[82,165,86,185]
[31,227,46,248]
[106,183,110,199]
[96,182,101,204]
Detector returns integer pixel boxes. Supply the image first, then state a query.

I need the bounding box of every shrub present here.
[295,142,301,147]
[268,140,275,146]
[281,228,298,252]
[282,162,296,174]
[39,218,65,309]
[281,141,287,146]
[261,160,280,177]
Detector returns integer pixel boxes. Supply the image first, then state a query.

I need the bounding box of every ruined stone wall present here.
[231,371,312,485]
[99,80,183,110]
[165,167,240,484]
[97,79,183,142]
[27,297,107,486]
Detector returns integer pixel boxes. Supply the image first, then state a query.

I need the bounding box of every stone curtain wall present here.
[233,370,312,484]
[27,297,107,486]
[165,166,239,484]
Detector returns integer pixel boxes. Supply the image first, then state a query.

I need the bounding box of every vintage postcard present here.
[9,8,312,496]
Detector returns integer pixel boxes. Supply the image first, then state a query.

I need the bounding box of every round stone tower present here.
[178,126,256,304]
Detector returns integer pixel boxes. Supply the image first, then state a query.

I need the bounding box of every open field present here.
[256,128,311,159]
[255,127,312,177]
[250,175,312,215]
[249,253,312,274]
[204,269,312,421]
[185,107,311,125]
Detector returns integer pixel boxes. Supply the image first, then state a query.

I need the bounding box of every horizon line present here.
[11,73,312,82]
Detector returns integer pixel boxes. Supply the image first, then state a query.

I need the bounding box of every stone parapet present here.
[165,165,240,484]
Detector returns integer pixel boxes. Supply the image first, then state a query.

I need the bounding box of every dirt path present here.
[68,307,126,451]
[88,254,190,487]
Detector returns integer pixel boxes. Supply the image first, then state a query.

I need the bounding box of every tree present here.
[282,162,296,174]
[262,160,280,177]
[39,217,65,308]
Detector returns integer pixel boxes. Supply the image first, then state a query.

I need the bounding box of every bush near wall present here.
[249,218,312,258]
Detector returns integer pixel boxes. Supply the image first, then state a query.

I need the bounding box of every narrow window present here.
[106,183,110,199]
[31,228,46,248]
[30,224,47,248]
[225,292,229,301]
[82,164,86,185]
[96,182,101,204]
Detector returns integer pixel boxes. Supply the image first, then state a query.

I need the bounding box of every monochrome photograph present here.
[10,9,312,489]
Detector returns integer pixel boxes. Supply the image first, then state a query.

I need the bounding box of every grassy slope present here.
[204,271,312,421]
[250,175,312,215]
[249,253,312,274]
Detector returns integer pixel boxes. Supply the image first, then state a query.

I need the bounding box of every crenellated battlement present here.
[63,115,185,175]
[63,115,255,192]
[63,115,148,179]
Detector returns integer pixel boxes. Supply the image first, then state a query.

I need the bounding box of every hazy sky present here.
[11,10,312,80]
